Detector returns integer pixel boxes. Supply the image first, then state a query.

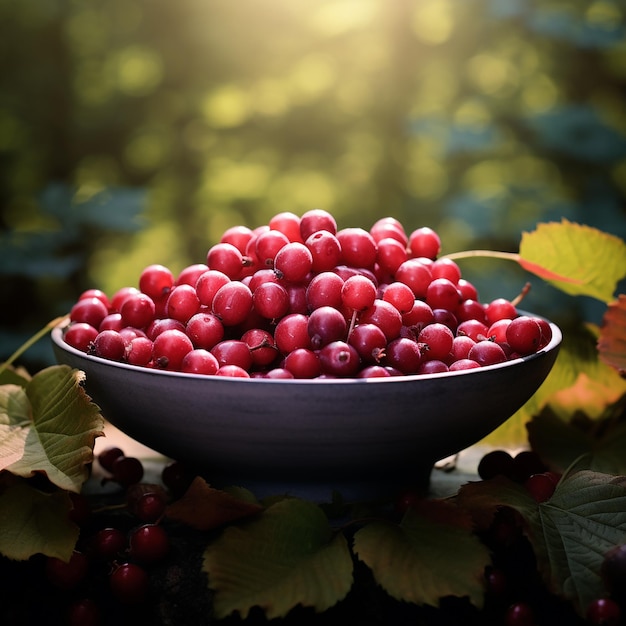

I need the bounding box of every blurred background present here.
[1,0,625,369]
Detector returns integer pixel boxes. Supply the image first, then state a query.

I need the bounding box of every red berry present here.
[586,597,621,626]
[129,524,170,565]
[110,562,150,604]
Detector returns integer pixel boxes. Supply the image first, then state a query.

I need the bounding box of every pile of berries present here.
[63,210,552,378]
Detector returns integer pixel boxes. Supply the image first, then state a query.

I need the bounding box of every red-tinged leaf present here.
[353,499,491,609]
[166,476,263,531]
[0,481,79,561]
[518,220,626,303]
[203,498,353,619]
[456,475,536,532]
[598,295,626,374]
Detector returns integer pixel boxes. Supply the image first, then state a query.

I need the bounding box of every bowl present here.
[51,318,562,501]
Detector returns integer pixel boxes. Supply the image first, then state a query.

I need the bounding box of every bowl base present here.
[204,463,435,504]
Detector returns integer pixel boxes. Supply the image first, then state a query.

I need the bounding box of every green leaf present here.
[0,481,79,561]
[518,220,626,303]
[353,499,491,609]
[0,385,31,470]
[4,366,104,492]
[458,471,626,614]
[0,367,31,387]
[203,498,353,619]
[532,472,626,612]
[528,409,626,476]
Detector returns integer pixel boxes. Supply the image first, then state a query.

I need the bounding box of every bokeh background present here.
[2,0,625,369]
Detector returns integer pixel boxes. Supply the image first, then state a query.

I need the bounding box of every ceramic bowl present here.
[51,318,561,501]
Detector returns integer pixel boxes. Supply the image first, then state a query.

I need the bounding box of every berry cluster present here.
[41,448,196,625]
[63,210,552,378]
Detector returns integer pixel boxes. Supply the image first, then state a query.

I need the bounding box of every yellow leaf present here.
[519,220,626,303]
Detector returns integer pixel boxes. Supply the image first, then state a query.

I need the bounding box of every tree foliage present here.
[1,0,625,367]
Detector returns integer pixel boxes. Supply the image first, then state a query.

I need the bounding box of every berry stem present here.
[441,250,521,263]
[511,282,532,307]
[347,309,358,339]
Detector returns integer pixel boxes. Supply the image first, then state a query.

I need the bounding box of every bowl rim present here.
[51,314,562,386]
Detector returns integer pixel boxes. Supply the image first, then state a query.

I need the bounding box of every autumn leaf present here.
[518,220,626,303]
[166,476,263,531]
[598,295,626,374]
[203,498,353,620]
[484,323,626,447]
[353,499,491,609]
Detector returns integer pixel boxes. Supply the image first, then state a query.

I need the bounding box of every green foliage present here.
[203,498,354,620]
[0,365,104,492]
[0,363,104,562]
[353,500,491,609]
[1,0,625,359]
[458,470,626,613]
[0,481,79,562]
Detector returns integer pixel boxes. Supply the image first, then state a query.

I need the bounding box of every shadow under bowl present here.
[51,318,561,501]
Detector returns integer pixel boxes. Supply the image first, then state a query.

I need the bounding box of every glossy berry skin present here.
[274,313,312,353]
[524,472,557,502]
[307,306,348,349]
[129,523,170,564]
[110,456,144,487]
[299,208,337,241]
[341,275,377,312]
[70,297,109,329]
[268,211,303,243]
[92,330,126,361]
[337,227,378,269]
[504,601,535,626]
[305,230,343,273]
[139,264,174,301]
[586,597,621,626]
[283,348,321,379]
[506,316,543,355]
[418,323,454,362]
[348,323,387,364]
[211,282,253,326]
[273,242,313,282]
[98,446,125,472]
[92,527,127,560]
[153,329,194,370]
[221,224,254,251]
[109,562,150,604]
[468,340,507,366]
[408,226,441,259]
[45,551,89,591]
[384,337,422,374]
[206,242,245,279]
[166,284,200,324]
[318,341,360,377]
[181,349,220,375]
[64,323,99,352]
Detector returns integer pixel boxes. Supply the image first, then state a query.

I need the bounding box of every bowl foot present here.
[205,463,435,504]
